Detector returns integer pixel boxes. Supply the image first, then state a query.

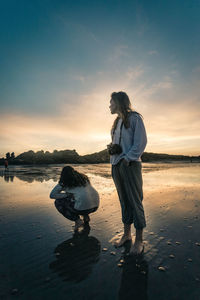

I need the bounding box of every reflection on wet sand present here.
[0,162,189,184]
[49,224,101,283]
[118,255,148,300]
[3,173,14,182]
[109,237,148,300]
[0,167,60,183]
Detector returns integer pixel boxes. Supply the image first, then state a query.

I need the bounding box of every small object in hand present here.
[107,143,122,155]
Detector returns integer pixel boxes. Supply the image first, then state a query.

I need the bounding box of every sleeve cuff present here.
[124,155,131,162]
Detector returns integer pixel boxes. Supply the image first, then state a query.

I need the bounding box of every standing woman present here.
[108,91,147,255]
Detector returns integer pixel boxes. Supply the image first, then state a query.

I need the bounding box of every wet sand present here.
[0,164,200,299]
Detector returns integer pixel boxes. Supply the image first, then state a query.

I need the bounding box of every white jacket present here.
[50,182,99,211]
[110,112,147,165]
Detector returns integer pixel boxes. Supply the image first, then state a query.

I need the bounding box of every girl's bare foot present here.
[114,235,132,247]
[74,218,84,231]
[130,241,144,255]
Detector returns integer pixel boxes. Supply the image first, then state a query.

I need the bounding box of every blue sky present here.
[0,0,200,156]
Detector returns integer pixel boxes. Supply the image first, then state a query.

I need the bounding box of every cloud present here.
[72,75,86,83]
[107,45,129,62]
[140,75,173,99]
[55,15,101,45]
[147,133,200,155]
[192,66,200,73]
[148,50,159,55]
[126,65,144,81]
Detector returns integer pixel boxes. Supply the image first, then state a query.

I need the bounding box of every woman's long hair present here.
[59,166,90,188]
[111,91,142,133]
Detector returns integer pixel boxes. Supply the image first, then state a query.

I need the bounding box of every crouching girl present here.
[50,166,99,231]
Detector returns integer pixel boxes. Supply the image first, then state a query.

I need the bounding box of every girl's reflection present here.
[49,224,101,283]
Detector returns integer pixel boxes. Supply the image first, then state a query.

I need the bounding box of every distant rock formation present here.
[79,149,109,163]
[0,149,199,165]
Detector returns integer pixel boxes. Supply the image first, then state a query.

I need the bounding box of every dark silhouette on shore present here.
[0,149,199,165]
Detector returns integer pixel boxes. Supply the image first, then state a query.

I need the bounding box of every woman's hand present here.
[123,158,130,166]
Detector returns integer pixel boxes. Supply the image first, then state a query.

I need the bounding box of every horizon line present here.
[1,148,199,158]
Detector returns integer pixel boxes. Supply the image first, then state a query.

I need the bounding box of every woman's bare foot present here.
[130,241,144,255]
[74,218,84,231]
[114,235,132,247]
[83,214,90,224]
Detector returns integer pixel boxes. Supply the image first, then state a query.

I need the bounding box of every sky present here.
[0,0,200,157]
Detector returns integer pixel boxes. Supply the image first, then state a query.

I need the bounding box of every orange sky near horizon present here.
[1,85,200,157]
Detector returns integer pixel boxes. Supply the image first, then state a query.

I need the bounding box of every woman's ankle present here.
[134,238,143,244]
[121,234,131,240]
[123,224,131,238]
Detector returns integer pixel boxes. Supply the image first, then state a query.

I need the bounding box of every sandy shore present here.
[0,165,200,299]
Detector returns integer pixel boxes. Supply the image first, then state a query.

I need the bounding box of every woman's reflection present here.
[118,250,148,300]
[49,224,101,283]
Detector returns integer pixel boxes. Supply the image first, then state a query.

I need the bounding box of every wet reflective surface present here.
[0,163,200,299]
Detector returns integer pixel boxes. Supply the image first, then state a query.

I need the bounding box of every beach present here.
[0,163,200,300]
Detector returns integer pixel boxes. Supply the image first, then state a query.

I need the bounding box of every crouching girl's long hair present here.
[59,166,90,188]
